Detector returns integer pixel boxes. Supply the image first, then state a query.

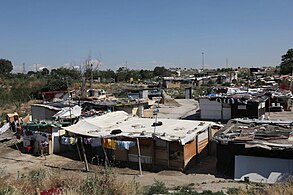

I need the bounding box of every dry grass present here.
[0,99,41,120]
[0,167,293,195]
[248,180,293,195]
[0,167,140,195]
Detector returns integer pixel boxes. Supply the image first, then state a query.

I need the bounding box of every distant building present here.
[162,77,195,88]
[199,95,267,121]
[250,67,266,80]
[41,91,70,102]
[31,104,61,121]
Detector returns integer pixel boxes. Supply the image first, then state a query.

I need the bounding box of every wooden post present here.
[80,137,89,172]
[152,139,155,169]
[102,145,109,168]
[167,142,170,169]
[101,138,110,168]
[76,137,83,162]
[136,138,143,176]
[196,135,199,155]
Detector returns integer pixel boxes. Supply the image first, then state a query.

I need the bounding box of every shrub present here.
[143,179,169,195]
[173,185,198,195]
[28,168,47,188]
[80,175,100,195]
[0,185,14,195]
[227,187,240,195]
[201,190,224,195]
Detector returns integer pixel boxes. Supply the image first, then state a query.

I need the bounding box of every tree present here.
[280,48,293,74]
[116,67,129,82]
[102,69,115,80]
[41,68,50,76]
[139,69,153,80]
[51,67,80,80]
[0,58,13,75]
[153,66,171,77]
[41,79,68,92]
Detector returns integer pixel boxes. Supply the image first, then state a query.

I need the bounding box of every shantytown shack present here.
[63,111,221,171]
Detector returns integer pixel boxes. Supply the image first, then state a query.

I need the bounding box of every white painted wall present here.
[200,99,221,119]
[223,104,231,120]
[235,155,293,183]
[198,129,208,141]
[199,98,231,120]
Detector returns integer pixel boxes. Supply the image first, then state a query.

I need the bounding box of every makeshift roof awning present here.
[63,111,218,145]
[214,118,293,150]
[52,105,82,119]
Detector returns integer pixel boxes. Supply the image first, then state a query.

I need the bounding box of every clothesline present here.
[61,136,136,150]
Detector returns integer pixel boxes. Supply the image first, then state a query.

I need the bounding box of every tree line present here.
[0,59,177,110]
[0,58,176,82]
[2,47,293,81]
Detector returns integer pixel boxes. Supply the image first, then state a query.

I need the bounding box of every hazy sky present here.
[1,0,293,72]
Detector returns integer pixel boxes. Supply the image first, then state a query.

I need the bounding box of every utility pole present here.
[202,52,205,70]
[66,78,72,124]
[90,63,93,90]
[22,63,26,74]
[35,64,38,72]
[80,60,87,98]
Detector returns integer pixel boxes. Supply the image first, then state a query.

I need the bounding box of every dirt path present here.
[0,143,249,193]
[158,99,198,119]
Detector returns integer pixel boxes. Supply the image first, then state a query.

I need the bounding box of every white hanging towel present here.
[0,123,10,134]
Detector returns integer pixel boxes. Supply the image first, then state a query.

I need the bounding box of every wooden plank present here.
[129,145,153,156]
[167,142,170,169]
[183,139,196,162]
[169,141,184,169]
[155,159,168,166]
[155,149,168,160]
[80,137,89,172]
[198,138,209,153]
[113,149,128,161]
[136,138,143,176]
[170,160,184,170]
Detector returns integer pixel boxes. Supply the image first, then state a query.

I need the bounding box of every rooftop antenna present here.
[226,57,229,68]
